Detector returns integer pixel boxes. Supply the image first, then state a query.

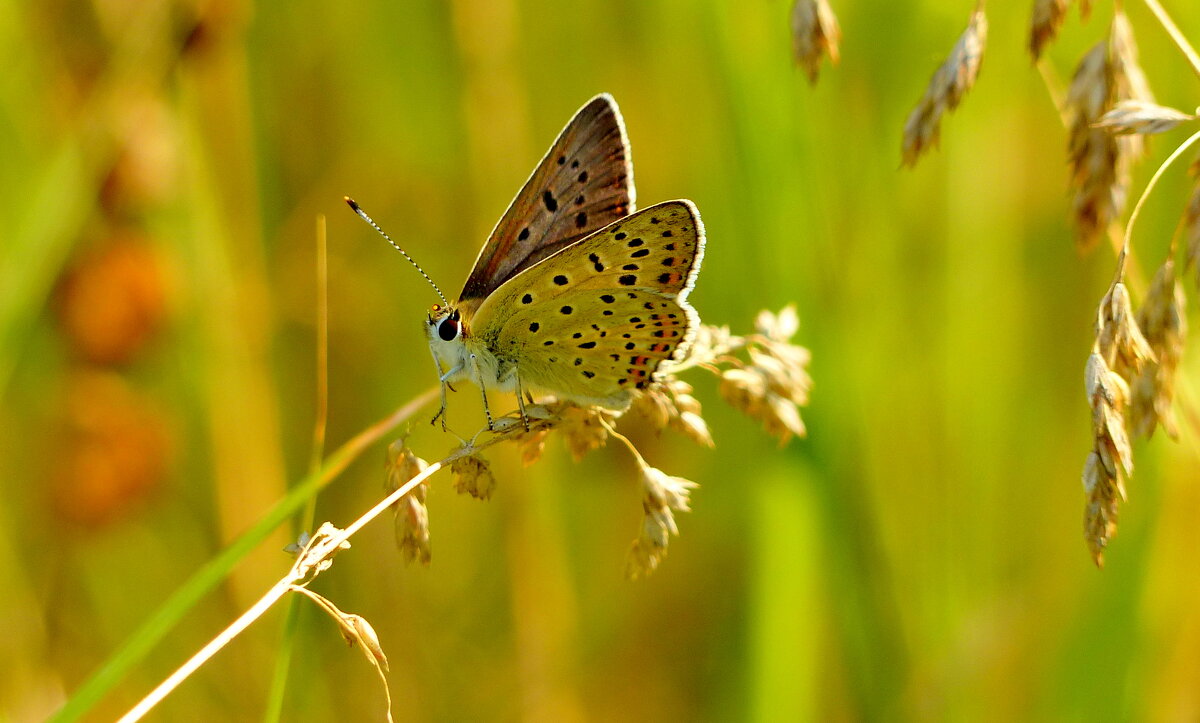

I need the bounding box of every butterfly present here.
[348,94,705,430]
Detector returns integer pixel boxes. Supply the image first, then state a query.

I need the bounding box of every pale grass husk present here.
[385,439,431,564]
[901,4,987,167]
[1093,100,1196,136]
[791,0,841,85]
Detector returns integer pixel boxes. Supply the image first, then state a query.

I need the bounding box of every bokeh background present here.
[4,0,1200,720]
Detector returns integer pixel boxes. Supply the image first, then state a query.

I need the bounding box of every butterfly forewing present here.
[468,201,704,407]
[458,94,635,302]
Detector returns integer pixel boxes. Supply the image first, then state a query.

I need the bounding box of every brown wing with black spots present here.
[458,94,635,303]
[468,201,705,406]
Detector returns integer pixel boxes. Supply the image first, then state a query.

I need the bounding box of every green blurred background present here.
[4,0,1200,720]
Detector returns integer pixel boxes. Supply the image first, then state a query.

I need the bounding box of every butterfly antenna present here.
[344,196,449,306]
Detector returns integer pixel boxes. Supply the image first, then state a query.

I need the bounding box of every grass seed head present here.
[1132,260,1187,439]
[901,4,987,167]
[450,451,497,500]
[791,0,841,85]
[626,462,698,580]
[1096,281,1156,379]
[386,438,431,564]
[1083,350,1133,566]
[1030,0,1070,60]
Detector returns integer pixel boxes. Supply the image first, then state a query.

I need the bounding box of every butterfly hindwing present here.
[458,94,635,302]
[467,201,704,406]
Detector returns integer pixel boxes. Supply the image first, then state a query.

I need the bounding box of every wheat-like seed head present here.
[1083,350,1132,566]
[1064,13,1158,251]
[791,0,841,85]
[1067,39,1126,251]
[1096,281,1157,379]
[901,4,987,167]
[1110,12,1155,159]
[1132,259,1187,439]
[1030,0,1070,60]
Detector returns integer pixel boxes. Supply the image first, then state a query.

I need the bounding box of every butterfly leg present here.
[430,352,460,431]
[470,353,495,431]
[514,367,530,431]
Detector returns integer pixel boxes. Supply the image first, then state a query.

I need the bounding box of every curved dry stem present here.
[1118,128,1200,277]
[1141,0,1200,80]
[119,449,453,722]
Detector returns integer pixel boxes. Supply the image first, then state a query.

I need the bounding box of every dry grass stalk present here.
[901,4,987,167]
[1094,100,1196,135]
[1132,259,1187,439]
[791,0,841,85]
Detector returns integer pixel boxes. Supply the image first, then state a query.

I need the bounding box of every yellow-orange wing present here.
[458,94,635,303]
[467,201,704,407]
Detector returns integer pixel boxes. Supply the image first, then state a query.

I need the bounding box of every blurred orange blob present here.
[55,235,170,366]
[50,370,173,528]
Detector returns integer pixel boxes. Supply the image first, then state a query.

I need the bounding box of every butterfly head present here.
[427,303,464,342]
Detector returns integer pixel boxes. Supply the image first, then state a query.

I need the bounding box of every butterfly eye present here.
[438,317,461,341]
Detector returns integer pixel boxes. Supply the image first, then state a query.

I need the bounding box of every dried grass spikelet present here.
[1082,274,1157,566]
[1096,280,1156,379]
[556,404,615,461]
[1030,0,1070,60]
[450,450,497,500]
[626,461,698,579]
[1067,40,1125,251]
[631,378,714,447]
[719,306,812,445]
[1185,159,1200,286]
[901,3,987,167]
[1065,13,1155,251]
[385,438,431,564]
[1093,100,1196,136]
[791,0,841,85]
[1110,11,1155,159]
[1132,259,1187,439]
[1084,351,1131,565]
